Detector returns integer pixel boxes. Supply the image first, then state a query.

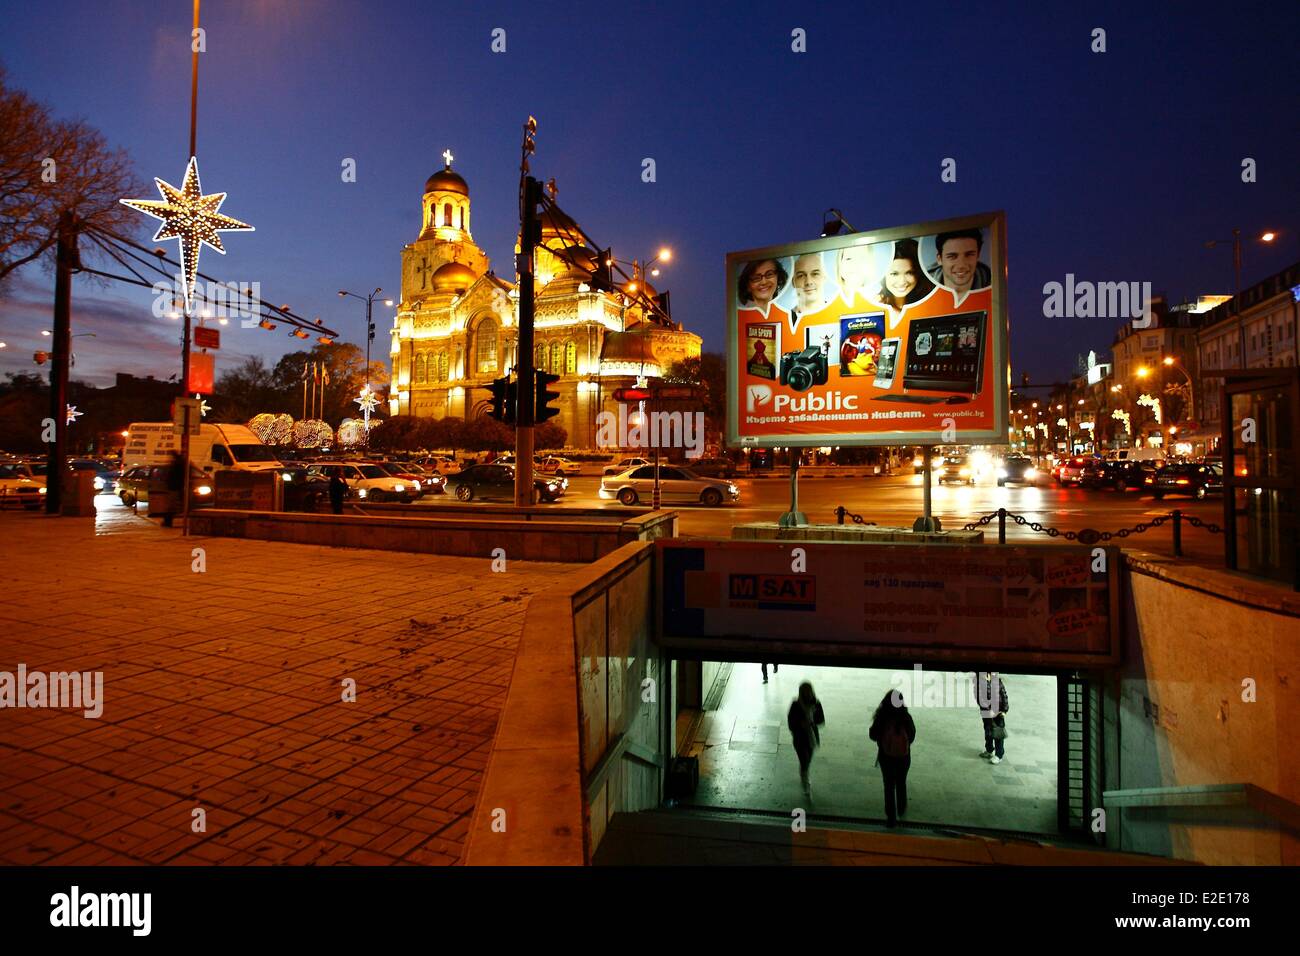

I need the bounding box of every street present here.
[412,472,1226,562]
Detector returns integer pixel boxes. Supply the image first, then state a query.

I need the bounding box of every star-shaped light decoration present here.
[199,399,212,418]
[355,387,381,417]
[120,156,254,311]
[66,404,83,425]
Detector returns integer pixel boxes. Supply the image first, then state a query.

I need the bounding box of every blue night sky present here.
[1,0,1297,388]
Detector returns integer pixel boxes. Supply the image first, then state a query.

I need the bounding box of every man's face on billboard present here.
[937,237,980,293]
[837,247,870,296]
[792,254,826,313]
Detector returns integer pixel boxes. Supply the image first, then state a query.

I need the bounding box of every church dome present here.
[425,165,468,196]
[540,205,581,242]
[432,261,475,294]
[600,331,659,365]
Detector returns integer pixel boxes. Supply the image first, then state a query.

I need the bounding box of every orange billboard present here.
[727,211,1009,448]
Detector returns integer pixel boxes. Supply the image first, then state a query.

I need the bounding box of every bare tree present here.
[0,64,141,287]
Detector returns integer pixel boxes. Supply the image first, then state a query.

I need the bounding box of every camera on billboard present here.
[779,347,829,392]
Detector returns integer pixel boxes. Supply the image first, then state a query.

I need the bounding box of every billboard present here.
[658,539,1118,669]
[726,211,1008,447]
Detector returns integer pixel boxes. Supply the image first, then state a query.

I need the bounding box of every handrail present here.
[1103,783,1300,830]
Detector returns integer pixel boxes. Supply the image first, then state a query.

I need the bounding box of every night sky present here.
[1,0,1297,389]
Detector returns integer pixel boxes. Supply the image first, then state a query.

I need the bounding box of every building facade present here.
[387,156,701,448]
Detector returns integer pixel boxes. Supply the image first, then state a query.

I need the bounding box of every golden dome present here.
[600,331,659,364]
[425,165,468,196]
[432,261,475,294]
[540,205,581,241]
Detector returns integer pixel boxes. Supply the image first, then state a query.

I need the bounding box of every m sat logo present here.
[729,573,817,610]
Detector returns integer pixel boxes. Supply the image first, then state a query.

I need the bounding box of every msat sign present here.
[728,574,816,611]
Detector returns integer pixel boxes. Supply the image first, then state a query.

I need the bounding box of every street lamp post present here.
[1205,229,1278,369]
[617,248,672,510]
[337,288,392,392]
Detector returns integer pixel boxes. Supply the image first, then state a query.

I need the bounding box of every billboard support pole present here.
[913,445,940,532]
[778,447,807,527]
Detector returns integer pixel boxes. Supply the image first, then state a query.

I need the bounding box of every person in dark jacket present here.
[328,469,347,514]
[787,681,825,796]
[868,689,917,827]
[760,662,778,683]
[974,671,1009,763]
[160,453,184,527]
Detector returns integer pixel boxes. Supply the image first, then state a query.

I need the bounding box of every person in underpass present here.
[975,671,1009,763]
[869,689,917,827]
[787,681,825,798]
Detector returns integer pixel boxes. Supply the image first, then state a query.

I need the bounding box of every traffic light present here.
[589,248,616,293]
[535,370,561,423]
[34,351,49,365]
[488,376,517,425]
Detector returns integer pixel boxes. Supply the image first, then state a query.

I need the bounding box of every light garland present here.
[248,412,293,446]
[1111,409,1131,435]
[120,156,254,311]
[1137,393,1162,425]
[291,419,334,449]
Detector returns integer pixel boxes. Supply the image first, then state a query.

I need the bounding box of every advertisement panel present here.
[726,211,1008,448]
[658,539,1118,668]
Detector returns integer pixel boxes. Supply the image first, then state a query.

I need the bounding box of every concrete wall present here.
[1108,551,1300,864]
[188,508,676,564]
[463,542,660,865]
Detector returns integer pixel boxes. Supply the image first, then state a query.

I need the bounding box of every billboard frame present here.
[726,209,1009,448]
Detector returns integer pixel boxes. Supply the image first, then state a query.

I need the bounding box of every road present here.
[414,472,1227,562]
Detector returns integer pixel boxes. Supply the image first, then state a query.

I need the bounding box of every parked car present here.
[280,467,333,511]
[602,456,650,477]
[687,457,738,479]
[599,464,739,507]
[114,464,214,510]
[536,456,580,477]
[1082,458,1151,491]
[375,461,444,497]
[445,464,564,503]
[65,458,120,493]
[417,456,462,475]
[1055,455,1095,486]
[0,461,46,509]
[306,462,418,502]
[937,456,975,485]
[1145,462,1223,500]
[995,455,1039,486]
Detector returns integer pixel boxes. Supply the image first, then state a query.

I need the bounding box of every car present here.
[114,464,215,510]
[996,456,1039,486]
[1145,462,1223,500]
[375,461,444,497]
[279,467,333,511]
[68,458,120,493]
[603,456,650,477]
[687,457,738,479]
[1055,455,1095,486]
[306,462,418,503]
[0,461,47,509]
[1082,458,1150,491]
[536,456,581,477]
[417,456,462,475]
[599,464,739,507]
[445,463,564,503]
[936,456,975,485]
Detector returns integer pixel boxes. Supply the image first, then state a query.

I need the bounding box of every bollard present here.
[1172,509,1182,557]
[998,508,1007,544]
[836,505,845,525]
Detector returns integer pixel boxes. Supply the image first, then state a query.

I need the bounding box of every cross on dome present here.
[442,149,454,167]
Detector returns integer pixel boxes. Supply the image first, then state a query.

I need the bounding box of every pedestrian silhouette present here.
[974,671,1009,763]
[328,470,347,515]
[869,689,917,827]
[761,663,779,683]
[787,681,825,797]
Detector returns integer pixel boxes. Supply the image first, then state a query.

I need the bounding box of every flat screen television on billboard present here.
[726,211,1009,448]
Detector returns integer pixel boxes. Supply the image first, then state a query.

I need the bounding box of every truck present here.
[123,423,284,476]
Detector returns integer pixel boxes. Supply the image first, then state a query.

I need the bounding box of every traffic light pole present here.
[46,211,76,515]
[514,176,542,507]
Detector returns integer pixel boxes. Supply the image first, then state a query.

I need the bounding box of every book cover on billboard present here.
[746,322,778,379]
[803,322,841,369]
[838,312,885,377]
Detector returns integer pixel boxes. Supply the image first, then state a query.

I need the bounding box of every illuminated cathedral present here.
[387,151,701,448]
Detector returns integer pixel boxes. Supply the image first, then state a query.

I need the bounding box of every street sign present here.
[194,326,220,349]
[187,352,214,394]
[172,397,201,436]
[612,387,651,403]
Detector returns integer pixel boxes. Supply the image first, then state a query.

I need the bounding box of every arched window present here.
[550,341,563,375]
[444,203,453,228]
[458,205,465,230]
[535,344,547,372]
[476,318,499,374]
[414,354,426,384]
[433,352,445,381]
[565,340,577,374]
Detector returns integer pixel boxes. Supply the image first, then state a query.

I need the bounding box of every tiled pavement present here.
[0,502,573,865]
[685,662,1059,834]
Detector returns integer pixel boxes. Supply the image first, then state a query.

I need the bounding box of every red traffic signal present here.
[612,387,651,403]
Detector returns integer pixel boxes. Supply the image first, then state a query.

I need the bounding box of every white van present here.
[1103,448,1166,464]
[124,423,284,475]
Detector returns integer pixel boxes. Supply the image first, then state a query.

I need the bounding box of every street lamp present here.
[337,287,393,391]
[1205,229,1278,368]
[821,208,856,237]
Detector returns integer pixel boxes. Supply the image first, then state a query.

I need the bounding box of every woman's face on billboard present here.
[747,260,779,305]
[837,247,870,293]
[885,259,918,299]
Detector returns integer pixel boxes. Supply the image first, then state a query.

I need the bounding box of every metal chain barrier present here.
[960,507,1223,554]
[834,505,876,526]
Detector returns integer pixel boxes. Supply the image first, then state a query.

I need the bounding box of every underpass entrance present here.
[657,539,1117,841]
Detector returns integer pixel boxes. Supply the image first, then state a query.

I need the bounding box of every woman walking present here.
[787,681,825,797]
[868,690,917,827]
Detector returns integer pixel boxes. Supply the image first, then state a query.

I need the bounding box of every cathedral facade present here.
[387,154,701,449]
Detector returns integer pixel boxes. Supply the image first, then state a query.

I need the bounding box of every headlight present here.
[548,482,558,490]
[996,468,1007,479]
[1025,467,1037,478]
[282,472,293,481]
[412,480,421,489]
[394,484,405,492]
[94,477,105,490]
[195,485,212,495]
[912,457,923,467]
[728,483,738,494]
[39,487,47,494]
[959,467,971,477]
[358,488,368,498]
